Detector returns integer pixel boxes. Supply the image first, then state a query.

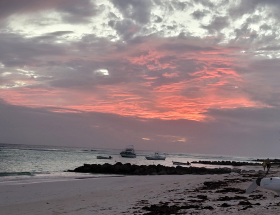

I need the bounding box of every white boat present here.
[120,145,136,158]
[246,177,280,195]
[172,161,190,165]
[97,155,112,159]
[145,152,166,160]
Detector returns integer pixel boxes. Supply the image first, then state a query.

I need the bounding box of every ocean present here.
[0,143,262,184]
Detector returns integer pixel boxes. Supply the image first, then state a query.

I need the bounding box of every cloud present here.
[110,19,141,41]
[0,30,262,122]
[0,32,69,67]
[110,0,152,24]
[57,0,97,23]
[191,9,209,20]
[201,16,229,33]
[229,0,280,20]
[0,0,96,23]
[193,0,215,8]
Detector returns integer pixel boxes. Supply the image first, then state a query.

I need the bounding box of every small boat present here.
[97,155,112,159]
[247,177,280,195]
[172,161,190,165]
[145,152,166,160]
[120,145,136,158]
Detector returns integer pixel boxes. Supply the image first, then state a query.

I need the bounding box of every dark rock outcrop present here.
[68,163,232,175]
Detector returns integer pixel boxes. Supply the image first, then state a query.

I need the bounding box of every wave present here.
[0,146,67,152]
[0,172,36,177]
[20,148,63,152]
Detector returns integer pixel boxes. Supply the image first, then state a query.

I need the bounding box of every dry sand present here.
[1,169,280,215]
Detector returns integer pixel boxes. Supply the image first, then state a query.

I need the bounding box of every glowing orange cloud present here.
[0,36,268,122]
[162,72,179,78]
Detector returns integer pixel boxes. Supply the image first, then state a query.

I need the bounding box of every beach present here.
[1,168,280,215]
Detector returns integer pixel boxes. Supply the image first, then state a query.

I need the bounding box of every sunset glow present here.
[1,0,280,156]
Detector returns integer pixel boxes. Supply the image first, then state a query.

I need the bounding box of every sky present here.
[1,0,280,157]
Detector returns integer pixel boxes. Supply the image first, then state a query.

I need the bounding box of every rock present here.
[220,203,231,207]
[158,170,167,175]
[120,163,131,173]
[175,166,187,175]
[166,167,176,174]
[68,163,233,175]
[238,201,252,205]
[147,168,157,175]
[232,168,241,173]
[201,181,228,190]
[221,167,231,173]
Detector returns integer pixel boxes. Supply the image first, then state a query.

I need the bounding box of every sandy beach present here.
[1,168,280,215]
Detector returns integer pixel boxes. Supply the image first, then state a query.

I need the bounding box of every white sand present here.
[1,171,280,215]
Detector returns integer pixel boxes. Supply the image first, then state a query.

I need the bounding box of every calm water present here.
[0,143,262,184]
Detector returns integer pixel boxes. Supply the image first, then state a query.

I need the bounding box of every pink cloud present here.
[162,72,179,78]
[0,35,268,122]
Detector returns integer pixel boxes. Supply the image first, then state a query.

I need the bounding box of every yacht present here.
[120,145,136,158]
[145,152,166,160]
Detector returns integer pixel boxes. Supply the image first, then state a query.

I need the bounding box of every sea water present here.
[0,143,261,184]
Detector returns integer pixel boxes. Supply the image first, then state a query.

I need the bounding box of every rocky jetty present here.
[191,160,261,166]
[251,159,280,165]
[68,162,232,175]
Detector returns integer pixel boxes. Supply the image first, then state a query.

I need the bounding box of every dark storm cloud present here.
[110,0,152,24]
[0,0,96,23]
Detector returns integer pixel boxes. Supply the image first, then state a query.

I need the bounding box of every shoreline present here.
[0,161,266,186]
